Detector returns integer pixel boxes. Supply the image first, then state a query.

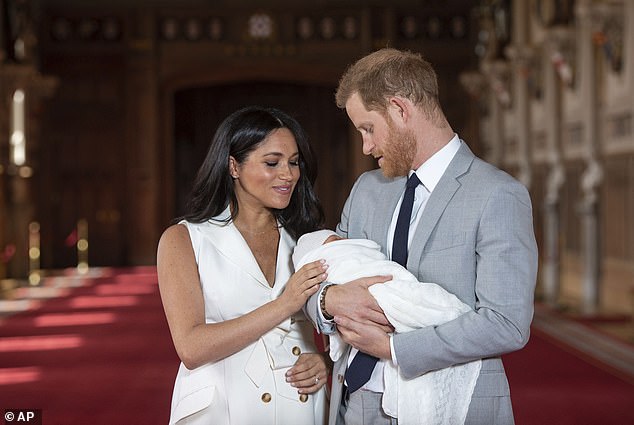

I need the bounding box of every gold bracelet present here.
[320,284,334,320]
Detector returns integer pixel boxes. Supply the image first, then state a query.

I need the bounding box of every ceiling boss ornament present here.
[247,12,274,40]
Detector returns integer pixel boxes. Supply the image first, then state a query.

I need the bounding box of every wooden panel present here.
[30,0,478,269]
[173,82,350,229]
[602,154,634,262]
[39,66,126,268]
[561,160,583,255]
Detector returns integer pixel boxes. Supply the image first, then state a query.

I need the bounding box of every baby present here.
[293,230,482,425]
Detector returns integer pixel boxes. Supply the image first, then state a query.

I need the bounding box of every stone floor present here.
[537,254,634,346]
[531,255,634,383]
[0,268,102,321]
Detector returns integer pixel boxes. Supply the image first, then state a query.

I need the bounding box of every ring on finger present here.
[314,375,319,385]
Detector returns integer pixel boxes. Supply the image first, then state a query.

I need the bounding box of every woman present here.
[157,106,330,425]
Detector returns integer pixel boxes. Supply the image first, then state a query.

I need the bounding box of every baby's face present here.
[323,234,344,244]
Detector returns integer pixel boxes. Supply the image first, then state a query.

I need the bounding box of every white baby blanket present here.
[294,232,481,425]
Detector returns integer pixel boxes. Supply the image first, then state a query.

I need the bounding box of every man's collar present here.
[411,134,461,192]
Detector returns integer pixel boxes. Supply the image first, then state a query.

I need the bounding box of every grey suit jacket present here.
[306,142,538,425]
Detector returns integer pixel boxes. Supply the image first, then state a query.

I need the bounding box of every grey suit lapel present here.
[407,142,475,268]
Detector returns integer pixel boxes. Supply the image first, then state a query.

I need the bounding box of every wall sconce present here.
[10,89,26,166]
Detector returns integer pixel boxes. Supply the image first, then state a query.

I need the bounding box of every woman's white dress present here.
[168,210,327,425]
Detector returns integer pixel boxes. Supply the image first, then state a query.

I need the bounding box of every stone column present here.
[480,60,510,167]
[506,0,532,188]
[541,28,570,306]
[459,69,491,160]
[474,4,511,168]
[577,0,603,315]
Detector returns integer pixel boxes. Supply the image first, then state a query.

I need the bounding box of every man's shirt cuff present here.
[389,334,398,365]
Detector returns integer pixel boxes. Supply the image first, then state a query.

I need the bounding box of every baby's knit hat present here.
[292,229,339,267]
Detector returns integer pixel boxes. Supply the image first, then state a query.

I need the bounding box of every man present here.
[305,48,538,425]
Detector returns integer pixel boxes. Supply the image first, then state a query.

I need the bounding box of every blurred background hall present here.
[0,0,633,424]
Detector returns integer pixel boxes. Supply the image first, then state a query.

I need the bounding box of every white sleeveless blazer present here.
[169,208,327,425]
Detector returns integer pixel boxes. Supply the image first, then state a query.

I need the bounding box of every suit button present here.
[299,393,308,402]
[292,346,301,356]
[337,374,344,384]
[261,393,272,403]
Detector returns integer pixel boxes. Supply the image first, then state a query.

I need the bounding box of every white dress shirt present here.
[346,134,462,393]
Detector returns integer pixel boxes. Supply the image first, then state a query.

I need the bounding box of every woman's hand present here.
[285,352,331,394]
[278,260,327,314]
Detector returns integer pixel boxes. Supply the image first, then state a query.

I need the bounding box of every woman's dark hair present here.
[182,106,324,239]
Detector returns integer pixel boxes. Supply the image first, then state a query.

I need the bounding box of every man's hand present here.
[326,276,392,329]
[335,316,392,359]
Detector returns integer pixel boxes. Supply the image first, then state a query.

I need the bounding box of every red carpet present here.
[505,328,634,425]
[1,267,633,424]
[0,267,178,425]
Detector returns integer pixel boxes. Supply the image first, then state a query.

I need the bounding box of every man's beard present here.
[379,120,416,178]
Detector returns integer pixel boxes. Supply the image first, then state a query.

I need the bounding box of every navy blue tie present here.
[391,173,421,267]
[345,173,421,393]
